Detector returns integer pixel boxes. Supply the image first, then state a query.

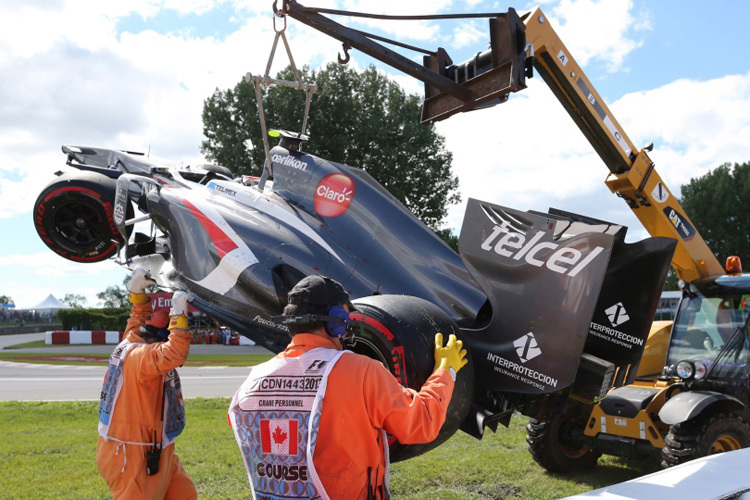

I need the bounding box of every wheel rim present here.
[710,434,742,453]
[53,198,108,248]
[555,418,591,459]
[347,334,389,366]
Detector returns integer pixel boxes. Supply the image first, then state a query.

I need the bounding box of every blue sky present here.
[1,0,749,308]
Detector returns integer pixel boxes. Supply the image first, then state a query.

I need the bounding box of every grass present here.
[0,321,54,328]
[0,343,274,367]
[0,399,661,499]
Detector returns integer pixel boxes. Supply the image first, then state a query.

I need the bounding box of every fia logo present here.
[513,332,542,363]
[306,360,327,373]
[605,302,630,327]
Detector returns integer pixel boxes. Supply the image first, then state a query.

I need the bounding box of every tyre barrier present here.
[45,330,123,345]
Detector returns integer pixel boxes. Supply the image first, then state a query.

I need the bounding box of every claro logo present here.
[314,173,356,217]
[480,221,604,277]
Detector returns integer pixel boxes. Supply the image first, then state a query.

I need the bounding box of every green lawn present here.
[0,400,660,499]
[0,345,274,367]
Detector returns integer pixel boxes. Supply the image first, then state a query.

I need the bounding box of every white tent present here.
[31,294,70,313]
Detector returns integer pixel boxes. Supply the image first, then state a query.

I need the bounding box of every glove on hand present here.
[169,290,190,317]
[434,333,468,379]
[126,268,155,294]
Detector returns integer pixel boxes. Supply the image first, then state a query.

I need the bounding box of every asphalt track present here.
[0,333,273,402]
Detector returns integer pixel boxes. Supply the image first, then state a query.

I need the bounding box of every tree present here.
[202,63,460,230]
[62,293,87,308]
[662,268,679,291]
[680,162,750,265]
[97,285,129,308]
[0,294,13,306]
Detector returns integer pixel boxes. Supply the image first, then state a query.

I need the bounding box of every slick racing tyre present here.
[661,411,750,468]
[348,295,474,463]
[33,171,132,263]
[526,402,601,472]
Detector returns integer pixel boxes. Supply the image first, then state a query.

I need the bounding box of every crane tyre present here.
[526,402,600,472]
[662,411,750,468]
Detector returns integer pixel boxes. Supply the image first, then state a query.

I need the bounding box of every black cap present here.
[288,275,353,309]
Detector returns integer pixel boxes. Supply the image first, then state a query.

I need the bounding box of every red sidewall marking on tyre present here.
[44,186,102,203]
[69,243,116,262]
[350,312,407,387]
[37,185,117,262]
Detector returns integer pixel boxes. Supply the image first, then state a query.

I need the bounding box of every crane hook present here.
[337,42,351,65]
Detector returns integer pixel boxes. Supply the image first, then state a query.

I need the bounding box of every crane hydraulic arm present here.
[519,7,721,282]
[280,1,720,282]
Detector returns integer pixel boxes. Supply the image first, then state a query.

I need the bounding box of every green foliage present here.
[62,293,87,308]
[57,307,129,330]
[0,294,13,305]
[201,63,459,229]
[663,268,679,291]
[0,400,659,499]
[96,285,129,308]
[434,228,459,253]
[680,161,750,265]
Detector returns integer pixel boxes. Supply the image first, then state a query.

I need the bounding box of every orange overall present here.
[96,300,196,499]
[272,333,454,499]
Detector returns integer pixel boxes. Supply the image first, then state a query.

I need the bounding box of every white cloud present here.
[1,0,749,307]
[0,252,126,308]
[438,69,750,239]
[613,73,750,184]
[452,20,487,50]
[539,0,648,72]
[0,252,118,278]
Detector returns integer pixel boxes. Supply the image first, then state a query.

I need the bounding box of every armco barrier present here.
[46,330,123,345]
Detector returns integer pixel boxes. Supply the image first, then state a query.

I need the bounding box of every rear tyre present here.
[526,402,600,472]
[348,295,474,462]
[33,172,132,263]
[662,411,750,468]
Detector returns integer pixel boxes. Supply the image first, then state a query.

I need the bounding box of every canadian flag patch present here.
[260,419,299,455]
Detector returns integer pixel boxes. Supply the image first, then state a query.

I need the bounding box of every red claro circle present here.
[314,173,356,217]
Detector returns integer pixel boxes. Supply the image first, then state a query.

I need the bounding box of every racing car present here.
[33,131,675,460]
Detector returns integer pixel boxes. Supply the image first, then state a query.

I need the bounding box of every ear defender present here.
[325,305,350,337]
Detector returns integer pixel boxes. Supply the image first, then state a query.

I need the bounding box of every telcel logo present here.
[314,173,356,217]
[480,221,604,277]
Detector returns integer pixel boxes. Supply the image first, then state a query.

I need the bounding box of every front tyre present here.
[348,295,474,462]
[33,172,132,263]
[662,411,750,468]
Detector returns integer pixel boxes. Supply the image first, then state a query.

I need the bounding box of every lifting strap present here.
[245,6,317,190]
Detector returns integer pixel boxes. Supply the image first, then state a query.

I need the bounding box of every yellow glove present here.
[434,333,468,380]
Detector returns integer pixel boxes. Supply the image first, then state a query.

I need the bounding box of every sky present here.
[1,0,749,308]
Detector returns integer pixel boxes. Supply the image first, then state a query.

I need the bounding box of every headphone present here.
[273,306,351,337]
[325,305,350,337]
[140,325,170,342]
[273,275,352,338]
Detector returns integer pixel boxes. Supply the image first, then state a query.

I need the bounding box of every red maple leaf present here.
[272,426,287,445]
